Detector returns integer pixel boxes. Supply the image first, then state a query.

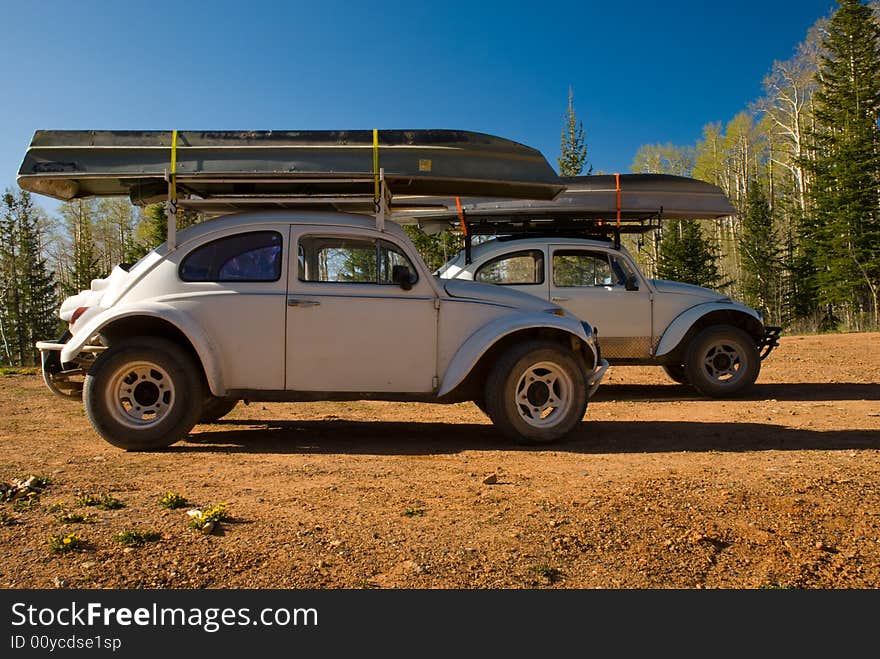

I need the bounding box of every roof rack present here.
[17,128,565,249]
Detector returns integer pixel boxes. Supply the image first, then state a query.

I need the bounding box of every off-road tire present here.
[662,363,689,385]
[199,396,238,423]
[484,340,587,445]
[84,337,204,451]
[684,325,760,398]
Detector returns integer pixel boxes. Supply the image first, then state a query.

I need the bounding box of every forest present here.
[1,0,878,366]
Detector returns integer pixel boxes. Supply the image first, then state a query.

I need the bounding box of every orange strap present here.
[455,196,467,235]
[615,172,621,228]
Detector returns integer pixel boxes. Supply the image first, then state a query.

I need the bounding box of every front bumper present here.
[35,336,105,400]
[758,326,782,360]
[587,358,610,398]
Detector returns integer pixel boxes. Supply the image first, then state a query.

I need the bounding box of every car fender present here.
[654,301,763,357]
[60,303,224,395]
[437,313,592,397]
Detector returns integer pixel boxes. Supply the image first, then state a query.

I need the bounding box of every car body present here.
[437,236,780,397]
[37,210,608,450]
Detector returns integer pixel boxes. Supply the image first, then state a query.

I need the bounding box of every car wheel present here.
[199,396,238,423]
[662,363,689,384]
[84,337,204,450]
[484,340,587,444]
[684,325,760,398]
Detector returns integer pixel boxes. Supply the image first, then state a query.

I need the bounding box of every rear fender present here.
[60,303,224,395]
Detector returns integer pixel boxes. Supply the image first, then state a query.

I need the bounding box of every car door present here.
[548,246,653,359]
[285,227,438,392]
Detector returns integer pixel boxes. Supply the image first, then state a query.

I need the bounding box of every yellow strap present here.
[372,128,380,201]
[170,129,179,203]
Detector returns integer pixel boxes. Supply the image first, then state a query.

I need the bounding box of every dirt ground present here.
[1,332,878,589]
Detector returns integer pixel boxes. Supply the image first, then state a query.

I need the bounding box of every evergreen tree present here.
[61,201,102,295]
[127,202,201,261]
[657,220,725,289]
[402,225,463,273]
[739,183,781,321]
[0,190,59,365]
[558,87,590,176]
[803,0,880,326]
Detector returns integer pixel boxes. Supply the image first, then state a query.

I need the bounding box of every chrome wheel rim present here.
[514,361,572,428]
[105,361,175,429]
[701,340,745,385]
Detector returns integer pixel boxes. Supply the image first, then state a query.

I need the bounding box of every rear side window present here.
[475,250,544,285]
[180,231,283,282]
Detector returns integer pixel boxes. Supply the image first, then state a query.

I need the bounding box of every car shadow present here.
[592,382,880,402]
[174,418,880,456]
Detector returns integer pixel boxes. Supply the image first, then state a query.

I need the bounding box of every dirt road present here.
[1,332,878,588]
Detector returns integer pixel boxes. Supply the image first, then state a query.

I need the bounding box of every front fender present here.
[437,313,592,397]
[654,301,763,357]
[60,303,224,395]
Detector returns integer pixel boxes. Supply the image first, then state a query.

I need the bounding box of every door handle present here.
[551,296,570,302]
[287,298,321,308]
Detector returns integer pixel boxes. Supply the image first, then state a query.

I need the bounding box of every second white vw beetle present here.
[437,235,780,397]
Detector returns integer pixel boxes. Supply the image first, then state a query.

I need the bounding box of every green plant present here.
[114,529,161,547]
[77,493,124,510]
[49,533,86,552]
[56,511,95,524]
[12,493,40,511]
[158,492,188,509]
[187,503,228,530]
[402,507,425,517]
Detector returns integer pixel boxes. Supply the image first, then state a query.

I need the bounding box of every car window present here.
[553,250,617,287]
[475,250,544,285]
[298,236,417,284]
[179,231,282,282]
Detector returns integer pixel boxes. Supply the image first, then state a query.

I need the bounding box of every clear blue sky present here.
[1,0,836,212]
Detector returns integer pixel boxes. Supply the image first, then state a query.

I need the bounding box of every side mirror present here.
[392,264,416,291]
[625,275,639,291]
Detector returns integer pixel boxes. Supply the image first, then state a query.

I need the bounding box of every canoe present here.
[393,173,736,232]
[17,129,564,205]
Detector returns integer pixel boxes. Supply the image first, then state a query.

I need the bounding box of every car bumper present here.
[587,358,609,398]
[35,336,105,400]
[758,326,782,360]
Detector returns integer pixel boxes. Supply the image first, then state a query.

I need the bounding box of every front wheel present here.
[684,325,760,398]
[484,340,587,444]
[83,337,204,450]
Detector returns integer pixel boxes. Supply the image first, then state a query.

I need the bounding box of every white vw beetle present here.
[38,211,607,449]
[437,235,779,397]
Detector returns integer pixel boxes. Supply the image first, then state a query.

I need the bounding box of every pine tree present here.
[803,0,880,326]
[61,201,102,295]
[0,190,59,365]
[558,88,590,176]
[657,220,725,289]
[739,183,781,321]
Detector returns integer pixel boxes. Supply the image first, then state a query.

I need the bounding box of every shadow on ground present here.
[593,382,880,402]
[179,418,880,456]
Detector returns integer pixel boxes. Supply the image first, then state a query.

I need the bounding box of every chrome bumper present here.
[587,358,609,398]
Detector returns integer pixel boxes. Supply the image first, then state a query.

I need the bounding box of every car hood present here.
[651,279,728,301]
[442,279,553,311]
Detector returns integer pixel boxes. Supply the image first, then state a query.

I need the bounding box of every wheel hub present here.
[515,361,573,428]
[106,362,175,428]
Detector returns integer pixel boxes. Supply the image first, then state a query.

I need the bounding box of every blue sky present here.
[1,0,836,212]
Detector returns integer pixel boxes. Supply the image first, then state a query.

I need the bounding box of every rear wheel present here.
[83,337,204,450]
[684,325,760,398]
[662,363,689,384]
[484,340,587,444]
[199,396,238,423]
